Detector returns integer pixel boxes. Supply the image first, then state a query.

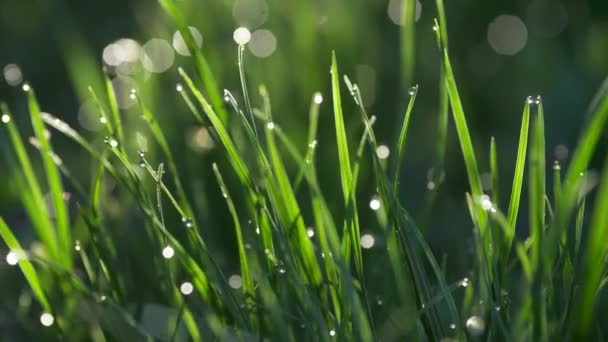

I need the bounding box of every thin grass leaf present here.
[26,89,72,269]
[400,0,416,89]
[545,76,608,275]
[572,156,608,338]
[0,217,52,311]
[528,96,547,339]
[392,84,418,196]
[158,0,228,124]
[1,104,59,261]
[331,54,364,281]
[502,99,531,267]
[211,163,254,296]
[490,137,500,206]
[260,86,321,284]
[103,74,125,148]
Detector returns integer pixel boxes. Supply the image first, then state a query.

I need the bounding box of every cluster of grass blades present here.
[2,0,608,340]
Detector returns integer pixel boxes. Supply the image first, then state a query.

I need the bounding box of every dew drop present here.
[6,251,19,266]
[138,150,146,158]
[433,24,439,31]
[461,277,469,287]
[360,234,375,249]
[266,122,275,130]
[180,281,194,295]
[182,217,193,228]
[22,83,31,92]
[104,137,119,148]
[535,95,542,105]
[40,313,54,327]
[527,96,535,104]
[74,240,81,251]
[307,227,315,238]
[99,116,107,124]
[228,274,242,289]
[369,196,381,210]
[465,316,486,336]
[329,329,336,337]
[313,92,323,104]
[1,114,11,124]
[553,160,561,171]
[162,245,175,259]
[278,267,286,274]
[408,85,418,96]
[449,323,456,329]
[176,83,183,92]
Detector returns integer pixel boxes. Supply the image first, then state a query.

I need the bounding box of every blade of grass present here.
[158,0,228,124]
[502,99,531,268]
[1,104,59,261]
[260,86,321,284]
[545,75,608,277]
[0,217,52,312]
[528,96,546,339]
[392,84,418,196]
[26,88,73,269]
[571,155,608,339]
[211,163,254,296]
[331,53,363,280]
[400,0,416,90]
[490,137,499,206]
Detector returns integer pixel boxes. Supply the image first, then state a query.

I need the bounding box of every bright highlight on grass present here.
[360,234,375,249]
[233,27,251,45]
[40,313,54,327]
[180,281,193,295]
[369,197,381,210]
[161,245,175,259]
[6,251,19,265]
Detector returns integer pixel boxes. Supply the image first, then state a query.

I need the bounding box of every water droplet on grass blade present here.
[1,114,10,124]
[229,275,242,288]
[40,313,54,327]
[266,122,275,130]
[104,136,119,148]
[408,85,418,96]
[182,217,193,228]
[465,316,485,336]
[307,227,315,238]
[361,234,375,249]
[6,251,19,265]
[180,281,194,295]
[369,196,381,210]
[162,245,175,259]
[22,83,31,92]
[313,92,323,104]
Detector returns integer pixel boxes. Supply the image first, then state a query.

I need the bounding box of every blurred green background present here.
[1,0,607,338]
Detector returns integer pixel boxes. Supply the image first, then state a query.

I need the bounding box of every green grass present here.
[1,1,608,341]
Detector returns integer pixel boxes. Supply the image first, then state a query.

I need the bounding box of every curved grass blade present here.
[392,84,418,196]
[1,104,59,261]
[211,163,254,297]
[502,99,531,267]
[27,89,73,269]
[545,75,608,276]
[158,0,228,124]
[0,217,52,312]
[572,155,608,338]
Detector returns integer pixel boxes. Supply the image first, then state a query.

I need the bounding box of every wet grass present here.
[1,0,608,340]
